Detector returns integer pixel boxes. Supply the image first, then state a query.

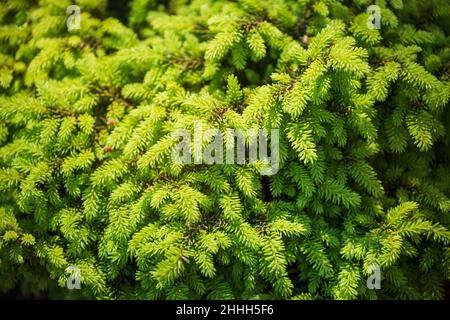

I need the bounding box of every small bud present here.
[103,146,113,153]
[302,34,309,44]
[13,62,26,73]
[67,35,82,47]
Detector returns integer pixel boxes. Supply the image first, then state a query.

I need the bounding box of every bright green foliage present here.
[0,0,449,300]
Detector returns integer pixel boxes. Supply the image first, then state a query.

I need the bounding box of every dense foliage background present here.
[0,0,449,300]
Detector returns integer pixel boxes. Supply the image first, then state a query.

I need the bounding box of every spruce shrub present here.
[0,0,449,299]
